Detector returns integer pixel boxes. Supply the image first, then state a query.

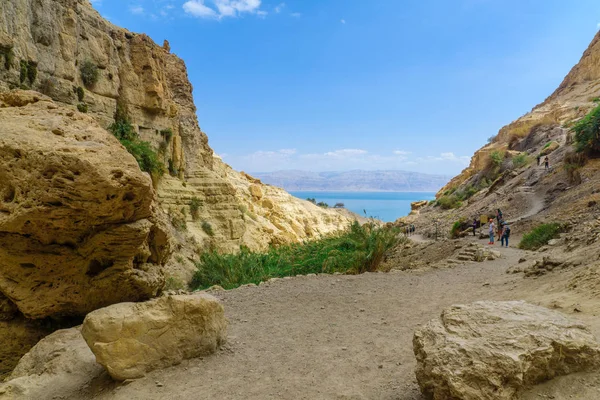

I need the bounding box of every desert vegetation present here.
[571,103,600,155]
[108,102,164,180]
[190,222,402,290]
[518,223,563,250]
[80,60,99,87]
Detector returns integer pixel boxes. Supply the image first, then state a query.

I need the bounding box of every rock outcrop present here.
[413,301,600,400]
[0,91,170,320]
[81,293,227,380]
[0,327,104,399]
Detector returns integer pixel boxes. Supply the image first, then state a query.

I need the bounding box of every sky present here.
[90,0,600,175]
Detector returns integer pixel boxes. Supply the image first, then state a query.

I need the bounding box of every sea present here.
[289,191,437,223]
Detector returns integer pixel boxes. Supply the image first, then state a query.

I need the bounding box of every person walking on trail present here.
[544,156,550,170]
[536,154,541,166]
[501,224,511,247]
[472,218,477,236]
[496,209,503,222]
[488,219,495,245]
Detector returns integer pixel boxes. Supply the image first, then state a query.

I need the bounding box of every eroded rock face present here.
[413,301,600,400]
[0,92,170,319]
[81,293,227,380]
[0,327,104,399]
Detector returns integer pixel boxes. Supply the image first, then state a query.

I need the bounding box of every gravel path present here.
[84,245,529,400]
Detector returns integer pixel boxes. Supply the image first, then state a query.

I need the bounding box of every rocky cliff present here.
[0,0,354,376]
[439,31,600,194]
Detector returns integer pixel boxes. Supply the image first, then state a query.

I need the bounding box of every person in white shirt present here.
[488,219,495,245]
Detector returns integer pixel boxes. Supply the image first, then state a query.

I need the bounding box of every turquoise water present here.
[289,191,436,223]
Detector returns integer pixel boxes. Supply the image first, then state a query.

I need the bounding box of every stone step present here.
[457,255,473,261]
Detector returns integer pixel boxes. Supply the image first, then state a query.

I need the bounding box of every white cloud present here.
[275,3,285,13]
[393,150,411,156]
[129,5,144,14]
[324,149,368,157]
[341,19,346,24]
[290,12,302,18]
[183,0,218,17]
[184,0,263,19]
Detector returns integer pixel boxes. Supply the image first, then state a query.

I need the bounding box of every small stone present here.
[341,347,348,351]
[155,381,163,387]
[378,364,383,369]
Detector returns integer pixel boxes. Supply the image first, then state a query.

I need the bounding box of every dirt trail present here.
[73,242,600,400]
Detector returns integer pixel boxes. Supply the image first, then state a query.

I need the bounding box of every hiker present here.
[496,209,503,222]
[411,225,415,234]
[501,223,511,247]
[472,218,477,236]
[488,218,495,245]
[544,156,549,170]
[536,154,541,166]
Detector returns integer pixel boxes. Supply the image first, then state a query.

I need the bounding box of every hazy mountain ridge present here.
[252,170,451,192]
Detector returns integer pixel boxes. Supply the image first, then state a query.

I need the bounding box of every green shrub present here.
[76,86,85,102]
[518,223,563,250]
[490,150,505,167]
[201,221,215,237]
[80,60,99,88]
[108,102,164,178]
[19,60,27,83]
[306,198,316,204]
[120,139,164,176]
[571,104,600,155]
[437,195,462,210]
[190,222,402,290]
[164,276,185,291]
[190,197,202,220]
[451,218,467,238]
[512,153,528,169]
[1,47,14,70]
[317,202,329,208]
[76,102,88,113]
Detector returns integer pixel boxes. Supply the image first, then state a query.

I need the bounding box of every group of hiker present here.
[472,208,511,247]
[404,224,416,236]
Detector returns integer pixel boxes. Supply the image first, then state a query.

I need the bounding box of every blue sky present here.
[91,0,600,175]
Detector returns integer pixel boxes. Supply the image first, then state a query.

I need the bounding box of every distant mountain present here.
[251,170,451,192]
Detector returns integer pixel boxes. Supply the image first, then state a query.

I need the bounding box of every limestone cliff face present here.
[439,31,600,194]
[0,0,353,259]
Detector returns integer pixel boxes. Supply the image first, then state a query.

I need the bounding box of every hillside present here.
[252,170,450,192]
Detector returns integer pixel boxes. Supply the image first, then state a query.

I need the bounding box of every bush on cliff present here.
[108,102,164,179]
[80,60,99,88]
[190,222,402,290]
[571,104,600,156]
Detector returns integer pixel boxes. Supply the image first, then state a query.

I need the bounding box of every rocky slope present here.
[439,31,600,195]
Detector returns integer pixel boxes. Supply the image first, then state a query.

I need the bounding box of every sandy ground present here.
[69,235,600,400]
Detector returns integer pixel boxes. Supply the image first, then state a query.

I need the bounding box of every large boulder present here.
[0,91,171,320]
[413,301,600,400]
[0,327,104,399]
[81,293,227,380]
